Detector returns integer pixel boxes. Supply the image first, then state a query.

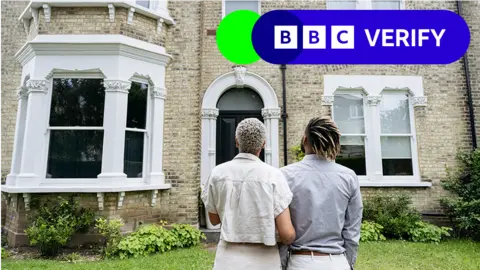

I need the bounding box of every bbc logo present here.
[274,25,355,49]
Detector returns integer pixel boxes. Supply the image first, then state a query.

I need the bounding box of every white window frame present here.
[324,75,429,187]
[332,90,370,182]
[42,72,106,184]
[222,0,262,18]
[125,76,153,183]
[326,0,405,10]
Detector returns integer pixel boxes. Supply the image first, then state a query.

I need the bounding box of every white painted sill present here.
[360,181,432,187]
[19,0,175,25]
[1,183,171,193]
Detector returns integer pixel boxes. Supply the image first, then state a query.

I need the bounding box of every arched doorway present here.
[200,67,281,229]
[216,87,265,165]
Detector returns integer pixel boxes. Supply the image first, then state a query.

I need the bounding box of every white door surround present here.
[200,67,281,228]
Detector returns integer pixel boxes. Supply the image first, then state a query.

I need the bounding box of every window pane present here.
[126,82,148,129]
[333,94,365,134]
[124,131,144,178]
[217,88,264,111]
[225,1,258,16]
[380,94,410,134]
[372,0,401,10]
[50,79,105,126]
[326,0,356,10]
[136,0,150,8]
[381,136,413,176]
[336,136,366,176]
[47,130,103,178]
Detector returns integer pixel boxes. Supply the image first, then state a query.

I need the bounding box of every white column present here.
[6,87,29,186]
[201,108,219,230]
[262,108,281,168]
[367,96,383,182]
[147,87,167,185]
[16,80,49,186]
[98,80,131,185]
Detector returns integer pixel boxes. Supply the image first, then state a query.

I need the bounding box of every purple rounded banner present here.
[251,10,470,65]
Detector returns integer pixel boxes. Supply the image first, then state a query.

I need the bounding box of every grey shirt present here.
[280,154,363,268]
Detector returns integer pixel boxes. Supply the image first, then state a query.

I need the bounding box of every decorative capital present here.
[261,108,281,119]
[103,80,131,93]
[16,86,29,99]
[233,66,247,88]
[412,96,427,107]
[367,95,382,106]
[26,79,48,93]
[322,95,334,106]
[202,108,219,119]
[152,87,167,99]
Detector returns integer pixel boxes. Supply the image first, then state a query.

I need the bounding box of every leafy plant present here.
[441,149,480,240]
[62,252,81,263]
[25,197,95,257]
[363,193,422,239]
[360,221,386,242]
[1,247,9,259]
[170,224,206,248]
[408,221,451,243]
[116,224,178,259]
[290,145,305,162]
[95,218,124,258]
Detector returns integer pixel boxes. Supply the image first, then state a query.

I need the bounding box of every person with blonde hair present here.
[202,118,296,270]
[280,116,363,270]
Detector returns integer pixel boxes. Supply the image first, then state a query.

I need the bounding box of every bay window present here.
[325,75,427,186]
[47,79,105,179]
[223,0,260,17]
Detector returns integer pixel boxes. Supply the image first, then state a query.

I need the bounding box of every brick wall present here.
[27,7,166,46]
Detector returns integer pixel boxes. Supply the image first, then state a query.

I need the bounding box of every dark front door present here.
[216,111,265,165]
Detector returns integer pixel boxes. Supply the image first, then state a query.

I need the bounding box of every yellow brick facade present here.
[1,0,479,246]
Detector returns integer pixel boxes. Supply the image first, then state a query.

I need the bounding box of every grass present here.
[2,241,480,270]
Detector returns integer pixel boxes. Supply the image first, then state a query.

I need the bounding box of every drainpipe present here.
[280,64,288,165]
[457,0,477,149]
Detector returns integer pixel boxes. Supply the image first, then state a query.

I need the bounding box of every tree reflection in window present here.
[124,82,148,178]
[47,79,105,178]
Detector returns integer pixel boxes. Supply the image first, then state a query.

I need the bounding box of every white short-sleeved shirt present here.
[201,153,293,246]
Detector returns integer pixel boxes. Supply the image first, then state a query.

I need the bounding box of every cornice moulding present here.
[15,34,172,67]
[18,1,175,25]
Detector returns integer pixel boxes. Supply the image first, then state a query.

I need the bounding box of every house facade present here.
[1,0,479,246]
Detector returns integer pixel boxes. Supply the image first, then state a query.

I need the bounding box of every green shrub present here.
[408,221,451,243]
[95,218,124,258]
[62,252,81,263]
[25,197,95,257]
[170,224,206,248]
[290,145,305,162]
[1,247,9,259]
[363,193,422,239]
[116,223,205,259]
[441,150,480,240]
[117,224,178,259]
[360,221,386,242]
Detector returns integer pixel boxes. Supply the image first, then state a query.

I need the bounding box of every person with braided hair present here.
[280,116,363,270]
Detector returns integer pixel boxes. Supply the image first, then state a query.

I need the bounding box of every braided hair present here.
[304,116,341,160]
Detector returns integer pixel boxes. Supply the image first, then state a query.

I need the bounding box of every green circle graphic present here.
[216,10,261,65]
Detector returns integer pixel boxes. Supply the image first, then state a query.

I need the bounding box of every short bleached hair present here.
[235,118,266,155]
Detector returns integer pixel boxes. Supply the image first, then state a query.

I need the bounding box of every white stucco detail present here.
[3,34,172,193]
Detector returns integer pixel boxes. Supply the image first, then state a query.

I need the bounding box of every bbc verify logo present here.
[274,26,446,49]
[249,10,470,65]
